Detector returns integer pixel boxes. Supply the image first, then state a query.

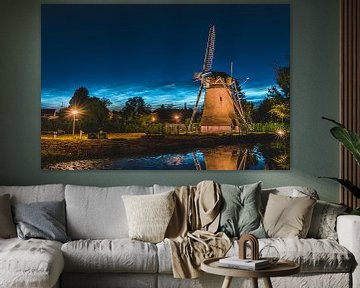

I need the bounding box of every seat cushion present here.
[0,238,64,288]
[157,238,353,274]
[61,239,158,273]
[65,185,153,239]
[229,238,354,273]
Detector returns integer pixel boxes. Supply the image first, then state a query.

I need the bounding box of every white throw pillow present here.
[122,191,175,243]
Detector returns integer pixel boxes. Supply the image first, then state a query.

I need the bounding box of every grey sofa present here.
[0,184,359,288]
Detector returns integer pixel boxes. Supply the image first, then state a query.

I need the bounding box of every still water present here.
[45,142,289,170]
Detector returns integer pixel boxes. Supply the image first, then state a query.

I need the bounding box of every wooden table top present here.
[201,257,300,278]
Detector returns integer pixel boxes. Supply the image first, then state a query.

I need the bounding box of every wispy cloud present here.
[41,81,273,110]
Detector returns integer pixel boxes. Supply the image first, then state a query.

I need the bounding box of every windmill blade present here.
[203,26,216,73]
[187,84,204,132]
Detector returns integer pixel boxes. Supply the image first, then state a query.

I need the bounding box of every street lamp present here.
[71,109,78,136]
[173,114,180,123]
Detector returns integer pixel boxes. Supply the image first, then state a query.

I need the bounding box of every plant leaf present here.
[330,126,360,165]
[318,177,360,198]
[322,116,360,165]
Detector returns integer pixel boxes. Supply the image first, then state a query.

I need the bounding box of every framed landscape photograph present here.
[41,4,290,170]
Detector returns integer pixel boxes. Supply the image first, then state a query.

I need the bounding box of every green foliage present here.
[122,97,151,119]
[320,117,360,199]
[322,117,360,165]
[269,103,290,123]
[351,208,360,215]
[274,64,290,99]
[69,87,90,106]
[319,177,360,199]
[251,122,288,133]
[253,64,290,123]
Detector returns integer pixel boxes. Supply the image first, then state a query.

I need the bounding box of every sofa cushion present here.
[61,239,158,273]
[261,186,319,212]
[122,191,175,243]
[157,238,353,274]
[12,200,70,243]
[0,194,16,238]
[218,182,266,238]
[0,184,65,204]
[307,200,347,240]
[65,185,153,239]
[263,194,316,238]
[0,238,64,288]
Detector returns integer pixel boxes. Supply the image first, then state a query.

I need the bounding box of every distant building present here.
[41,109,59,120]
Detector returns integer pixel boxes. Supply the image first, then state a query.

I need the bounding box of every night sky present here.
[41,4,290,110]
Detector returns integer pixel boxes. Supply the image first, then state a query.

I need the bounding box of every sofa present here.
[0,183,359,288]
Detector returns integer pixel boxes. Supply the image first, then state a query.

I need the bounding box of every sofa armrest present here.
[337,215,360,288]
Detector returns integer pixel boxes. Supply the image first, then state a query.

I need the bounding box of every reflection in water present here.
[45,141,289,170]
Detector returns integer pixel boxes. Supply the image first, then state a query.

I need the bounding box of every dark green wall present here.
[0,0,340,202]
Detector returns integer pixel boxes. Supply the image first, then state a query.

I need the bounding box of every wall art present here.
[41,4,290,170]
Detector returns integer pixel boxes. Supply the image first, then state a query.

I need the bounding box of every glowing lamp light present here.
[276,129,286,138]
[173,114,180,122]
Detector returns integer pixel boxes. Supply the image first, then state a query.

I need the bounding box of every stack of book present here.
[218,257,271,270]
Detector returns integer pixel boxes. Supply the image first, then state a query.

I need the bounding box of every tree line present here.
[41,64,290,134]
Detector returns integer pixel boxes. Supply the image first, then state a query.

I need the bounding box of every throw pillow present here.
[263,193,316,238]
[218,182,266,238]
[0,194,16,238]
[307,200,347,240]
[122,190,175,243]
[12,200,70,243]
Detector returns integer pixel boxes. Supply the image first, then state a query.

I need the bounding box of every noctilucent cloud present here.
[41,4,290,110]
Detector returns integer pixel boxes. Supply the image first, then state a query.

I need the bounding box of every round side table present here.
[201,257,300,288]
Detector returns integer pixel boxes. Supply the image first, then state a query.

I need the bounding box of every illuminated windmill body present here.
[188,26,249,133]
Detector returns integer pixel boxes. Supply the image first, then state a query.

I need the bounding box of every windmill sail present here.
[188,26,216,131]
[203,25,215,73]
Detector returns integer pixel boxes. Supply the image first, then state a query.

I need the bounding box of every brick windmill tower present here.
[188,26,250,133]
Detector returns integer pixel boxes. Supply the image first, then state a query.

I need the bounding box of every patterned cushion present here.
[122,191,175,243]
[307,200,347,240]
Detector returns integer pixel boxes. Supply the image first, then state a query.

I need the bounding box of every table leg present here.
[251,278,258,288]
[221,276,233,288]
[263,277,273,288]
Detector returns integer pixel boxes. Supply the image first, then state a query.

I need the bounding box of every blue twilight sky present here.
[41,4,290,110]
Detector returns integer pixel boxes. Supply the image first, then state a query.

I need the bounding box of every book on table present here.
[218,257,271,270]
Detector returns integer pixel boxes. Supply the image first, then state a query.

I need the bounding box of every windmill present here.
[187,26,251,133]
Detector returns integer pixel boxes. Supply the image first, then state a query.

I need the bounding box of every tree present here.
[122,97,151,120]
[254,63,290,123]
[66,87,112,132]
[269,103,290,122]
[275,64,290,99]
[69,87,90,106]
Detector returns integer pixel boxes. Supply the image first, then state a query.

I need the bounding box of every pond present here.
[45,141,289,170]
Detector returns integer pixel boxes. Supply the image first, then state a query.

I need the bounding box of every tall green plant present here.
[319,117,360,199]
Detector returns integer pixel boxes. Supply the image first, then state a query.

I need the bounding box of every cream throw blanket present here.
[165,181,231,279]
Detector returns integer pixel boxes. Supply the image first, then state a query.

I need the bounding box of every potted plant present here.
[320,117,360,215]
